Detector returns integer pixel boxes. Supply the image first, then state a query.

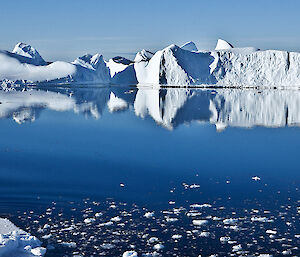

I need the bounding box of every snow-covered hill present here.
[1,40,300,88]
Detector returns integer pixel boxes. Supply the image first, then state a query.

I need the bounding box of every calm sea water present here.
[0,85,299,256]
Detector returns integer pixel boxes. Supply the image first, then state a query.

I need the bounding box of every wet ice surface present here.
[1,85,300,256]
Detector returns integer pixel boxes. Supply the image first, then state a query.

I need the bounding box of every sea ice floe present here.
[192,220,208,226]
[0,218,46,257]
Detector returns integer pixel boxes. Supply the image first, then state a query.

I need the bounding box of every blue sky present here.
[1,0,300,61]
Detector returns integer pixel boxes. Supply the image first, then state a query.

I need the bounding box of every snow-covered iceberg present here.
[0,218,46,257]
[1,39,300,88]
[12,42,47,66]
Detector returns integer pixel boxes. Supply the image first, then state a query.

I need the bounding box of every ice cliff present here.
[0,218,46,257]
[1,39,300,88]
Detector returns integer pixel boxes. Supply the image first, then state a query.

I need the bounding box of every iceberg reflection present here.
[1,85,300,130]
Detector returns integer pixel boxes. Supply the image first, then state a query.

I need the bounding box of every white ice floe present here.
[192,220,208,226]
[171,234,182,240]
[0,218,46,257]
[144,212,155,218]
[223,218,238,225]
[252,176,261,181]
[153,243,164,250]
[123,250,138,257]
[251,217,273,223]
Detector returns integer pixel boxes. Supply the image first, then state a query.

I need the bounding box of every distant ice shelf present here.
[1,39,300,88]
[0,218,46,257]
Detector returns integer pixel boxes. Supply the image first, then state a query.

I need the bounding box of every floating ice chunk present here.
[101,243,115,249]
[251,217,273,223]
[147,237,159,243]
[0,218,45,257]
[172,234,182,240]
[192,220,208,226]
[266,229,277,235]
[144,212,155,218]
[60,242,77,248]
[223,218,238,225]
[84,218,95,224]
[252,176,261,181]
[220,236,231,243]
[199,231,210,237]
[153,243,164,250]
[282,249,292,255]
[111,216,122,222]
[190,203,212,208]
[215,39,234,50]
[232,244,242,252]
[165,217,178,222]
[123,251,138,257]
[189,184,200,189]
[31,247,47,256]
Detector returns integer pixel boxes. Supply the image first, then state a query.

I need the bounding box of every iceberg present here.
[12,42,47,66]
[1,39,300,88]
[134,49,154,63]
[72,53,110,83]
[215,39,234,50]
[0,218,46,257]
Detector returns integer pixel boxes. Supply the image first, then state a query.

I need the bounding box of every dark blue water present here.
[0,85,299,256]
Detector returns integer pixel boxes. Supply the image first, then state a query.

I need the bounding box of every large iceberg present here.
[1,39,300,88]
[0,218,46,257]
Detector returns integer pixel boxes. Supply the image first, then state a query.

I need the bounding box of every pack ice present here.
[0,218,46,257]
[1,39,300,88]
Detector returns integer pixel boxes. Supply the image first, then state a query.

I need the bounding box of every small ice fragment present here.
[223,218,238,225]
[144,212,155,218]
[192,220,208,226]
[84,218,95,224]
[232,244,242,252]
[199,231,210,237]
[31,247,47,256]
[266,229,277,235]
[123,251,138,257]
[148,237,159,243]
[111,216,122,222]
[220,236,231,243]
[189,184,200,189]
[172,234,182,240]
[153,243,164,250]
[252,176,261,181]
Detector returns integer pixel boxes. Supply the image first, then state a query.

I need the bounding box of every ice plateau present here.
[1,39,300,88]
